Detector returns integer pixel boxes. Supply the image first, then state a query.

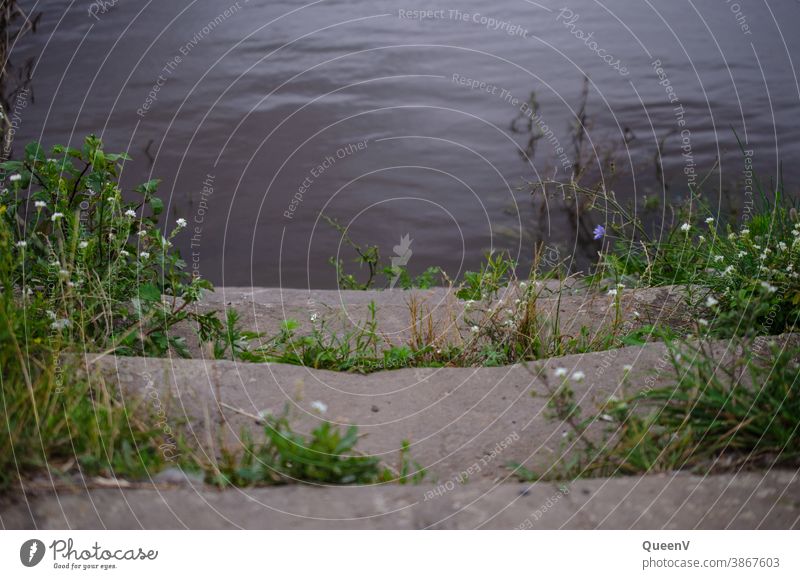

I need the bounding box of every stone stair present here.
[2,286,798,530]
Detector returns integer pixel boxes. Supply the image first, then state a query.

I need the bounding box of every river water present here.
[10,0,800,287]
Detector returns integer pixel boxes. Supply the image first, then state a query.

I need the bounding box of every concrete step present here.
[86,335,768,482]
[3,471,798,529]
[172,284,692,357]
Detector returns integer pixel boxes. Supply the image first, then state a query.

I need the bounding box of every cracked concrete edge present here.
[79,334,796,483]
[2,471,798,529]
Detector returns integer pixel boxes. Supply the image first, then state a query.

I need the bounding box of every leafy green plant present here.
[252,302,382,372]
[455,251,516,301]
[0,135,212,357]
[196,308,262,361]
[323,214,443,290]
[0,217,168,488]
[209,407,425,486]
[513,335,800,482]
[584,174,800,338]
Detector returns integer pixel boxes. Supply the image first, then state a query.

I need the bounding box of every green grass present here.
[512,334,800,481]
[591,182,800,338]
[0,136,425,489]
[0,221,168,488]
[208,407,425,487]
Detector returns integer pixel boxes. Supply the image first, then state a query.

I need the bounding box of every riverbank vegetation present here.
[1,135,797,487]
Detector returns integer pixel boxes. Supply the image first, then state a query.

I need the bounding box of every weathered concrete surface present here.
[84,334,792,482]
[172,284,692,357]
[2,471,798,529]
[90,343,684,481]
[8,286,792,531]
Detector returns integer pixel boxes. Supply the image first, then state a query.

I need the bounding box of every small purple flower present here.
[593,225,605,240]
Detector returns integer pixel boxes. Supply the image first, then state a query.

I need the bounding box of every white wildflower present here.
[778,241,788,251]
[680,223,691,232]
[698,235,706,244]
[607,288,618,297]
[623,365,633,372]
[554,367,568,378]
[737,251,747,258]
[124,209,137,218]
[727,232,736,240]
[470,325,479,334]
[698,318,708,326]
[713,255,724,262]
[741,228,750,235]
[705,296,718,307]
[705,217,714,224]
[51,212,64,221]
[119,250,130,257]
[310,400,328,414]
[723,265,735,275]
[139,251,150,260]
[310,313,318,322]
[570,371,586,382]
[9,173,21,182]
[15,240,26,248]
[50,318,71,330]
[34,200,46,209]
[78,241,88,249]
[760,281,777,293]
[137,230,147,237]
[176,218,187,228]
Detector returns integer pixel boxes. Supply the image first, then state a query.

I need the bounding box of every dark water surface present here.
[10,0,800,287]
